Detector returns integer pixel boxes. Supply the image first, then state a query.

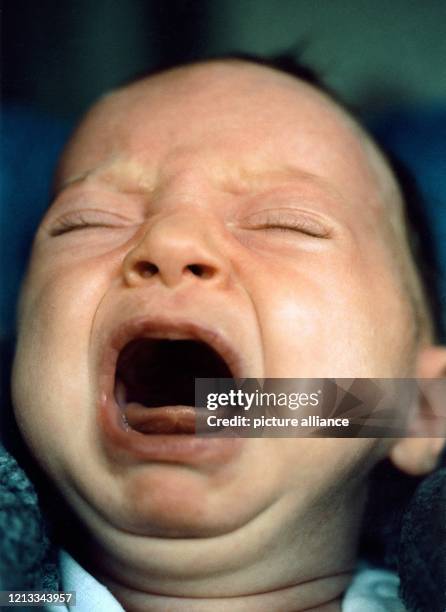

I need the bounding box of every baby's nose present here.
[122,213,230,289]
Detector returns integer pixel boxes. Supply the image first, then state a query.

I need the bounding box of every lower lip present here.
[98,393,244,466]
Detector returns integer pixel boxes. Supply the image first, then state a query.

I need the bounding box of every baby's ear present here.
[415,345,446,378]
[389,345,446,476]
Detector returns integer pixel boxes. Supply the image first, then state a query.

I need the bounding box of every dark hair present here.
[126,50,444,341]
[381,152,445,342]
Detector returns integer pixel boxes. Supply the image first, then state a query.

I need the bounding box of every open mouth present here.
[114,338,233,434]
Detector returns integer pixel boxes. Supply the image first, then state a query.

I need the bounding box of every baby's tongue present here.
[124,403,196,434]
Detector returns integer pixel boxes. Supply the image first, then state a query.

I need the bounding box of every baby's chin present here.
[110,471,260,538]
[80,437,372,543]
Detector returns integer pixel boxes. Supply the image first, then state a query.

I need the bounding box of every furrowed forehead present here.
[55,59,395,194]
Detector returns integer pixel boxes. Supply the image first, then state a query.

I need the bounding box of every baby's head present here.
[11,58,446,608]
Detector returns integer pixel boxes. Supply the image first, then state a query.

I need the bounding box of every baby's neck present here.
[101,571,350,612]
[79,519,356,612]
[68,482,365,612]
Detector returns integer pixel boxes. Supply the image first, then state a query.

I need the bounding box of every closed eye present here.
[47,209,133,236]
[240,209,332,238]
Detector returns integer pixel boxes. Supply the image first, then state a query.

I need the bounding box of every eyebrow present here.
[54,160,158,198]
[221,166,345,203]
[55,169,95,194]
[54,158,344,207]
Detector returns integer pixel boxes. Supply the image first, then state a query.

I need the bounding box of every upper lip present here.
[97,315,245,407]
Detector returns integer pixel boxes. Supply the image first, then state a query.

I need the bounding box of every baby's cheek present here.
[16,255,114,382]
[12,269,102,466]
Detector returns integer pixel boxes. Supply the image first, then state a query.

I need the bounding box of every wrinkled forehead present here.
[54,60,400,214]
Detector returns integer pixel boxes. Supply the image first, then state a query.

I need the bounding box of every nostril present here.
[135,261,158,278]
[187,264,214,279]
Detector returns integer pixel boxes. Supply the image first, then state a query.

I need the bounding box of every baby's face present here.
[12,62,418,554]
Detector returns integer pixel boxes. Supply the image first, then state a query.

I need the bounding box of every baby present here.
[10,57,446,611]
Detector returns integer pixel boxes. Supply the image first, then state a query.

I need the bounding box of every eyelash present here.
[49,211,124,236]
[243,211,330,238]
[48,209,331,240]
